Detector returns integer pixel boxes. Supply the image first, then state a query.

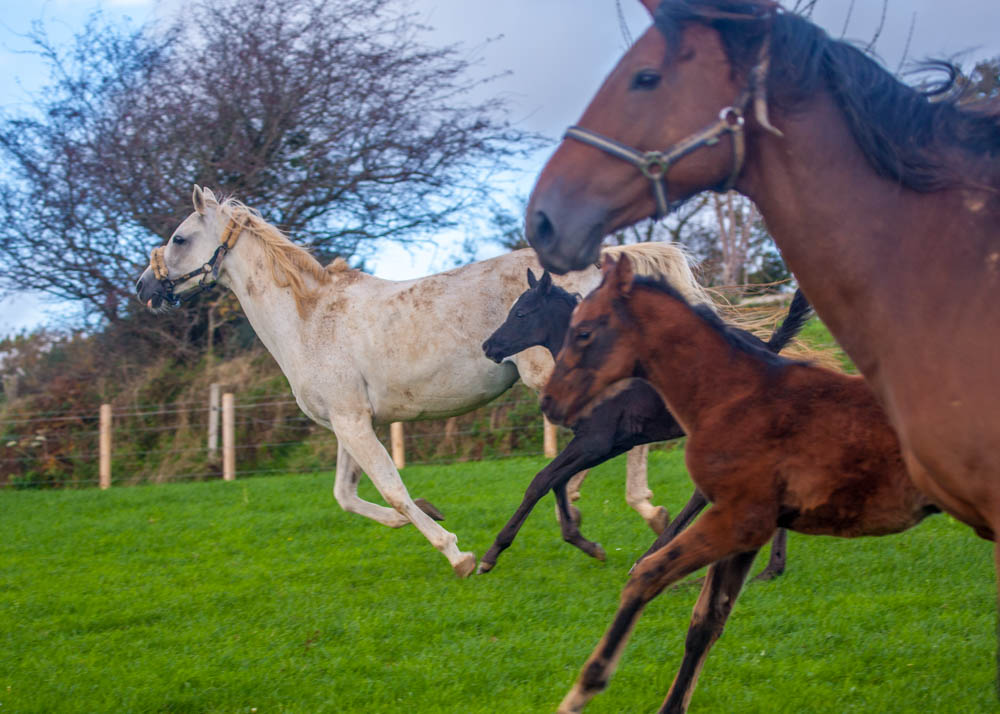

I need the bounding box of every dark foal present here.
[478,268,803,575]
[543,255,938,714]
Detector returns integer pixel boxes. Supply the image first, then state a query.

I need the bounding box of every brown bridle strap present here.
[151,245,169,281]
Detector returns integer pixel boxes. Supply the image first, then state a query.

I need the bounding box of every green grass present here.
[1,451,995,713]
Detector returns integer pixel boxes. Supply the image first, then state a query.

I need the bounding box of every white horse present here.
[136,186,712,576]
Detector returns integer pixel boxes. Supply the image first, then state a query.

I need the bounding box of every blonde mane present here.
[601,242,715,311]
[217,198,347,317]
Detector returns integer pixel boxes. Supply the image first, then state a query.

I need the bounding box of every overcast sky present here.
[1,0,999,334]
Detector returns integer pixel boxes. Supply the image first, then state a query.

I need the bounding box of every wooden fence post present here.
[543,416,558,458]
[208,383,220,459]
[390,422,405,469]
[222,392,235,481]
[99,403,112,489]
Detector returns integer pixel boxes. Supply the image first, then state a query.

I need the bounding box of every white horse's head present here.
[136,185,240,311]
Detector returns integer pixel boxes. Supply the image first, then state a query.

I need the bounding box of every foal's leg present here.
[625,444,671,534]
[557,506,773,714]
[332,416,476,577]
[478,435,608,573]
[555,482,606,562]
[333,441,409,528]
[557,469,589,526]
[633,489,710,567]
[659,549,759,714]
[754,528,788,581]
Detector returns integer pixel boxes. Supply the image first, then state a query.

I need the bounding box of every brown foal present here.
[542,255,938,714]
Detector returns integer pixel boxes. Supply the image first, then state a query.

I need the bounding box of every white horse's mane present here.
[601,242,714,311]
[216,196,351,317]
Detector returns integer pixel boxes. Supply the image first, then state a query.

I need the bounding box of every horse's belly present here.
[368,361,520,423]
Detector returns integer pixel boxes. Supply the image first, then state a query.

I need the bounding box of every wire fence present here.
[0,383,564,489]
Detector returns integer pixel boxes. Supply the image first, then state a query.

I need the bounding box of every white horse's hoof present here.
[648,506,671,535]
[453,552,477,578]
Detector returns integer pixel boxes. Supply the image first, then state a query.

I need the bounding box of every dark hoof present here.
[754,567,784,582]
[476,560,495,574]
[414,497,445,521]
[592,543,606,562]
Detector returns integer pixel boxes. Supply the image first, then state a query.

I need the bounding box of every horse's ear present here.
[638,0,658,16]
[600,253,618,276]
[539,270,552,294]
[192,185,207,215]
[611,255,636,296]
[526,268,538,289]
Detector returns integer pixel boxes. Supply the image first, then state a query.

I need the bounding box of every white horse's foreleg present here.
[625,444,670,534]
[333,441,409,528]
[333,418,476,577]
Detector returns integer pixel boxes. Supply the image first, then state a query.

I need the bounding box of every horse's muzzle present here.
[482,337,506,364]
[526,207,605,275]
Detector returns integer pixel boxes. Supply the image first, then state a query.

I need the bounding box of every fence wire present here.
[0,385,564,489]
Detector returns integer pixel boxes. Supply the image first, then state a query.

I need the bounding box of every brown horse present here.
[542,255,938,713]
[525,0,1000,664]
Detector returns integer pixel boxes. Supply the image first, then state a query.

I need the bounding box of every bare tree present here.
[0,0,540,325]
[711,192,755,287]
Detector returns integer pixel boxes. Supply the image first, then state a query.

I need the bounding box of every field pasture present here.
[1,450,994,713]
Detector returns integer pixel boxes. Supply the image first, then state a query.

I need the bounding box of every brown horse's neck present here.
[627,287,764,433]
[737,91,1000,387]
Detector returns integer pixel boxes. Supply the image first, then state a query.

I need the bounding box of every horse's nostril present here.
[541,394,553,414]
[529,210,556,249]
[136,277,144,295]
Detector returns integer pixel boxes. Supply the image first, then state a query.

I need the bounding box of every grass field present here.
[1,449,996,713]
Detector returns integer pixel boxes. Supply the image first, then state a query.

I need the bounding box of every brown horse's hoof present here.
[414,497,445,521]
[475,560,495,575]
[592,543,606,561]
[648,506,671,535]
[453,552,477,578]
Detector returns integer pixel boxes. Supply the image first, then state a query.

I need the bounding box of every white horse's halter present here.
[149,216,244,304]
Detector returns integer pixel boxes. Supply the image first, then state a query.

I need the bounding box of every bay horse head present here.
[541,255,643,426]
[527,0,781,273]
[135,185,244,310]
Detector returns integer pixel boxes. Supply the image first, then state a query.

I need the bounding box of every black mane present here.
[654,0,1000,191]
[630,274,802,370]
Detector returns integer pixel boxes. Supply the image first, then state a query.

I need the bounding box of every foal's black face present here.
[482,269,576,362]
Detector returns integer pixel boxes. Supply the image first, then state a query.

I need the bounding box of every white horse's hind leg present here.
[333,441,409,528]
[333,417,476,577]
[625,444,670,534]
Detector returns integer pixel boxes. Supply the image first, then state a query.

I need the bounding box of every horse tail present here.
[767,289,813,353]
[600,242,714,309]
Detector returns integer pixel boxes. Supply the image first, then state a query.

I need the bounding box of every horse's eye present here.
[631,70,661,91]
[575,330,591,343]
[172,236,186,245]
[515,311,525,319]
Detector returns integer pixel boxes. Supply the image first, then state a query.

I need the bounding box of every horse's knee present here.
[332,484,357,512]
